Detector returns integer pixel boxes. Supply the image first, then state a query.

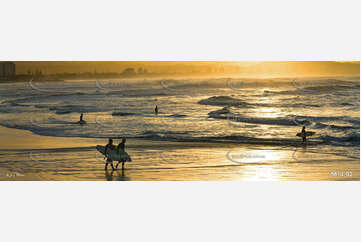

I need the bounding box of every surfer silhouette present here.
[155,105,158,115]
[301,126,307,143]
[116,138,127,170]
[78,113,86,125]
[104,138,115,170]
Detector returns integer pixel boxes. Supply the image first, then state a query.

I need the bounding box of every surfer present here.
[115,138,127,170]
[155,105,158,115]
[104,138,116,170]
[301,126,306,143]
[78,113,86,125]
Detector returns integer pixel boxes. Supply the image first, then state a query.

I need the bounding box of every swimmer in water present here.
[301,126,306,143]
[155,105,158,115]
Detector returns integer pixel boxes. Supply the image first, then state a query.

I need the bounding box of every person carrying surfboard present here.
[104,138,116,170]
[296,126,315,142]
[115,138,127,170]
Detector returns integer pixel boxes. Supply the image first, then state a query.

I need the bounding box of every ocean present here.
[0,77,359,180]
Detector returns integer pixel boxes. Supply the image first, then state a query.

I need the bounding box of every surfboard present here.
[296,131,315,137]
[96,145,132,162]
[77,120,87,125]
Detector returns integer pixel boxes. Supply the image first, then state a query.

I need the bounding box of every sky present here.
[12,61,360,77]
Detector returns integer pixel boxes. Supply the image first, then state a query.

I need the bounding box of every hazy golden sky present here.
[13,61,360,77]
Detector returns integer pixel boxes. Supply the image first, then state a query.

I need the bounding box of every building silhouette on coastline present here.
[0,62,16,77]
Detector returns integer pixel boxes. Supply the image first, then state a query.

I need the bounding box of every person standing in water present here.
[79,113,86,125]
[301,126,307,143]
[116,138,127,170]
[155,105,158,115]
[104,138,115,170]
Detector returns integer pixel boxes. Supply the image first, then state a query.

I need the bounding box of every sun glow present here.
[227,149,291,181]
[255,107,282,118]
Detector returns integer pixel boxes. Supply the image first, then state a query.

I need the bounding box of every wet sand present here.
[0,126,359,181]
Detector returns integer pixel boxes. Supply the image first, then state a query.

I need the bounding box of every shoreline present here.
[0,123,359,181]
[0,125,256,150]
[0,122,323,150]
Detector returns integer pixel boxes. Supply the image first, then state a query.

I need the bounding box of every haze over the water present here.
[13,61,360,78]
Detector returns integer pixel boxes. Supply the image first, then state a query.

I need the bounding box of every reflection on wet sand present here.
[105,169,131,181]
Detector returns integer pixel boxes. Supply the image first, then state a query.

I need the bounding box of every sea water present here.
[0,77,359,180]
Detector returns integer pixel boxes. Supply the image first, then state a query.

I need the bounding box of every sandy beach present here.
[0,125,358,181]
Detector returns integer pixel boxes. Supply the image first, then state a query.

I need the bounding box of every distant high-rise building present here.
[0,62,16,77]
